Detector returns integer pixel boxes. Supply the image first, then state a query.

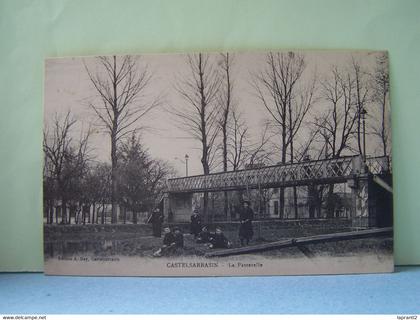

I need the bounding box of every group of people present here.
[152,226,184,257]
[195,225,232,249]
[150,200,255,257]
[190,200,254,248]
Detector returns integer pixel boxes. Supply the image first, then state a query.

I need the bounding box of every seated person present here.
[209,226,232,249]
[153,227,176,257]
[173,228,184,248]
[196,226,213,243]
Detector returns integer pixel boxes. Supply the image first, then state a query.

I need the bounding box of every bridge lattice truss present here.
[166,156,391,194]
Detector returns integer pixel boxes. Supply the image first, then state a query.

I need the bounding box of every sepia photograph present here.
[43,50,393,276]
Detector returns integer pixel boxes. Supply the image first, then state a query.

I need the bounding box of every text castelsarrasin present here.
[166,262,218,268]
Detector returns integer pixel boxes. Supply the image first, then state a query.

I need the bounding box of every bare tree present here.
[43,112,91,224]
[84,55,160,223]
[217,53,234,218]
[217,53,274,218]
[288,70,317,219]
[171,53,221,219]
[371,52,390,157]
[314,66,358,159]
[252,52,314,218]
[228,113,274,172]
[227,109,249,171]
[351,58,370,158]
[93,163,112,224]
[218,53,234,172]
[43,155,57,224]
[245,121,274,168]
[312,65,360,217]
[81,162,111,224]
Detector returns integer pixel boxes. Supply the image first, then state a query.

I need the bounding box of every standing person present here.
[150,208,164,237]
[190,208,202,238]
[239,200,254,246]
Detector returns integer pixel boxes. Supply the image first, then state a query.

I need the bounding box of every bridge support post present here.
[162,192,171,222]
[349,156,375,229]
[164,193,193,223]
[351,174,371,228]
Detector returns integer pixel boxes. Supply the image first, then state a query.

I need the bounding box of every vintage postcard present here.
[43,50,393,276]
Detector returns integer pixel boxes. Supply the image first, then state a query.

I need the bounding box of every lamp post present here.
[360,107,368,160]
[175,154,189,177]
[185,154,189,177]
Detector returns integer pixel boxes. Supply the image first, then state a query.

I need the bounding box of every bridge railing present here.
[166,155,390,194]
[365,156,391,175]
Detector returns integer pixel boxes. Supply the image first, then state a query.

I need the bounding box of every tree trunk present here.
[44,203,48,224]
[293,186,298,219]
[224,191,229,221]
[61,200,67,224]
[196,53,212,221]
[326,184,335,218]
[289,136,298,219]
[279,114,287,219]
[211,195,216,222]
[223,123,228,219]
[222,54,230,220]
[381,91,388,157]
[308,185,315,219]
[123,205,127,224]
[318,185,325,218]
[101,204,105,224]
[133,210,138,224]
[48,202,54,224]
[87,204,91,224]
[111,131,118,224]
[68,205,73,224]
[92,203,96,224]
[75,207,79,224]
[46,203,50,224]
[82,206,87,225]
[201,154,209,222]
[355,71,363,156]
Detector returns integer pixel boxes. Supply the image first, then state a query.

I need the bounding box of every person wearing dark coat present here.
[153,227,176,257]
[209,227,231,249]
[173,228,184,248]
[190,209,202,238]
[162,227,176,246]
[239,200,254,246]
[150,208,164,237]
[196,226,213,243]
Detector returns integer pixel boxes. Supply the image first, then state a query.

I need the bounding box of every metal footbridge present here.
[166,155,391,194]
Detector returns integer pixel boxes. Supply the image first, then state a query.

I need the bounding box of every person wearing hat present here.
[150,208,164,237]
[196,225,213,243]
[239,200,254,246]
[208,226,231,249]
[153,226,176,257]
[190,208,202,238]
[173,227,184,251]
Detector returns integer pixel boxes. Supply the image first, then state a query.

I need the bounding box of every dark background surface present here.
[0,266,419,314]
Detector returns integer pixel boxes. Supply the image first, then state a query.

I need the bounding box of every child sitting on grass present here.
[208,226,232,249]
[153,227,176,257]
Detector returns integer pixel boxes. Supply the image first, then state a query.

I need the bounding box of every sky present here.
[44,50,389,177]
